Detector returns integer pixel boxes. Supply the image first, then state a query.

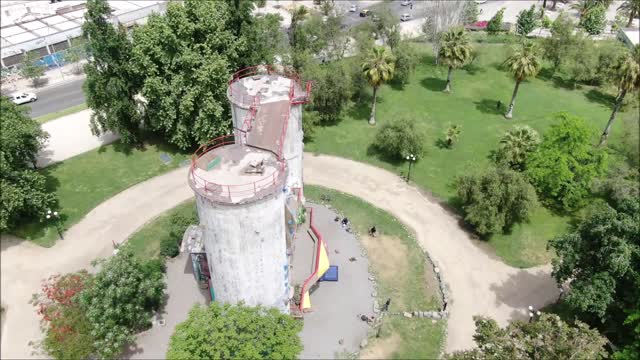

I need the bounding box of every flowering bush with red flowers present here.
[31,271,95,359]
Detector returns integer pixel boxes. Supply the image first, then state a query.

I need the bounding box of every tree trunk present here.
[369,86,378,125]
[627,9,636,28]
[504,80,520,119]
[598,89,626,146]
[543,0,547,9]
[552,0,557,10]
[444,66,453,92]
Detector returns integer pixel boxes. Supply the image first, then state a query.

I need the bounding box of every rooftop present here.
[189,140,286,204]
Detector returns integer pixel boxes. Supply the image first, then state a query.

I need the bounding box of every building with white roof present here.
[0,0,167,68]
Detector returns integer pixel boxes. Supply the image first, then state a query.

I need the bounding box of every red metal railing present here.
[298,207,327,311]
[227,64,312,108]
[189,135,286,200]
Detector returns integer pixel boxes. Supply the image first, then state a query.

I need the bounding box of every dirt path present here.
[1,154,558,359]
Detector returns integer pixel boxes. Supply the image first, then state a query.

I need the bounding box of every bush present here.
[487,8,505,35]
[456,167,537,236]
[580,5,606,35]
[167,302,303,359]
[516,5,538,36]
[302,110,320,141]
[80,248,165,358]
[462,0,479,25]
[160,236,180,258]
[373,117,425,160]
[20,51,45,86]
[526,113,607,212]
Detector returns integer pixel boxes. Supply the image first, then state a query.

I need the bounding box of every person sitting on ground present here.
[341,217,349,227]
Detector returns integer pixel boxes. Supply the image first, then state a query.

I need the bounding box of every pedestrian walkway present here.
[1,61,86,96]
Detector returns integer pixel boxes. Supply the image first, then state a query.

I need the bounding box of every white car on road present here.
[349,4,357,12]
[9,92,37,105]
[400,13,412,22]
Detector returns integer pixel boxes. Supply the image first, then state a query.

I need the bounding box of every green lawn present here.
[306,186,445,359]
[34,102,88,123]
[127,200,197,260]
[305,42,638,267]
[12,138,192,247]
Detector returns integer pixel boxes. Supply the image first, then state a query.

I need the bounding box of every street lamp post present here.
[46,209,64,240]
[405,154,417,183]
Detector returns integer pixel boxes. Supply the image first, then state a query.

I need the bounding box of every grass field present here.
[306,186,445,359]
[12,138,192,247]
[305,42,638,267]
[34,102,87,123]
[127,200,197,260]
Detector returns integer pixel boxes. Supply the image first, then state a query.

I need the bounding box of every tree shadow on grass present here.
[420,77,446,92]
[347,94,375,122]
[585,89,616,109]
[463,62,485,75]
[474,98,505,115]
[435,138,450,149]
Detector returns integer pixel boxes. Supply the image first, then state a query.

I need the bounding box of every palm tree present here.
[445,124,462,148]
[496,126,541,170]
[362,46,395,125]
[618,0,640,27]
[503,42,541,119]
[438,27,473,93]
[598,45,640,146]
[571,0,612,17]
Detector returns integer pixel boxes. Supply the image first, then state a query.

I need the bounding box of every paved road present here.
[342,0,426,30]
[25,78,86,118]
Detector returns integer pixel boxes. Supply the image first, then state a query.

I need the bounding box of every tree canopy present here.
[83,0,143,144]
[456,167,537,236]
[447,314,608,359]
[373,117,425,160]
[527,113,607,212]
[0,97,55,232]
[167,302,302,359]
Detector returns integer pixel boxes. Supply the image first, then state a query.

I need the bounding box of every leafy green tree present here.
[304,61,351,124]
[593,160,639,208]
[456,167,537,236]
[289,6,309,47]
[373,117,425,160]
[543,12,576,71]
[444,124,462,148]
[516,5,538,36]
[242,13,285,66]
[20,51,45,87]
[228,0,265,39]
[438,27,473,93]
[362,46,395,125]
[580,4,607,35]
[599,45,640,146]
[0,98,55,232]
[80,247,165,358]
[391,41,418,87]
[83,0,143,145]
[527,113,607,212]
[167,302,303,359]
[614,308,640,359]
[618,0,640,27]
[447,314,607,360]
[494,126,540,171]
[372,5,401,50]
[503,42,541,119]
[462,0,479,25]
[64,38,87,75]
[131,0,240,149]
[487,8,505,35]
[549,198,639,344]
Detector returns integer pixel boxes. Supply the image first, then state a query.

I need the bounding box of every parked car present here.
[401,0,412,6]
[349,4,357,12]
[474,0,488,3]
[400,13,412,22]
[9,92,37,105]
[360,9,370,17]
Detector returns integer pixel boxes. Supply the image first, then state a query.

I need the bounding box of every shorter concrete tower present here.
[188,65,311,312]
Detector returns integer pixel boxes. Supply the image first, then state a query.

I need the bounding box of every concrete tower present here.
[188,65,311,312]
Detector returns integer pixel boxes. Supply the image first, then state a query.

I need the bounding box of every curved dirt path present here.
[1,154,558,359]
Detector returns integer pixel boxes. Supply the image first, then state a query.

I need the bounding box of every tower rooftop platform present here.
[227,65,311,108]
[188,137,286,204]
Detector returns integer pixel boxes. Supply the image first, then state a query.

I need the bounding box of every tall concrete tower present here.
[188,65,311,312]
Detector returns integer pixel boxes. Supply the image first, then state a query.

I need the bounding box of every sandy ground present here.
[0,153,558,358]
[37,109,119,168]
